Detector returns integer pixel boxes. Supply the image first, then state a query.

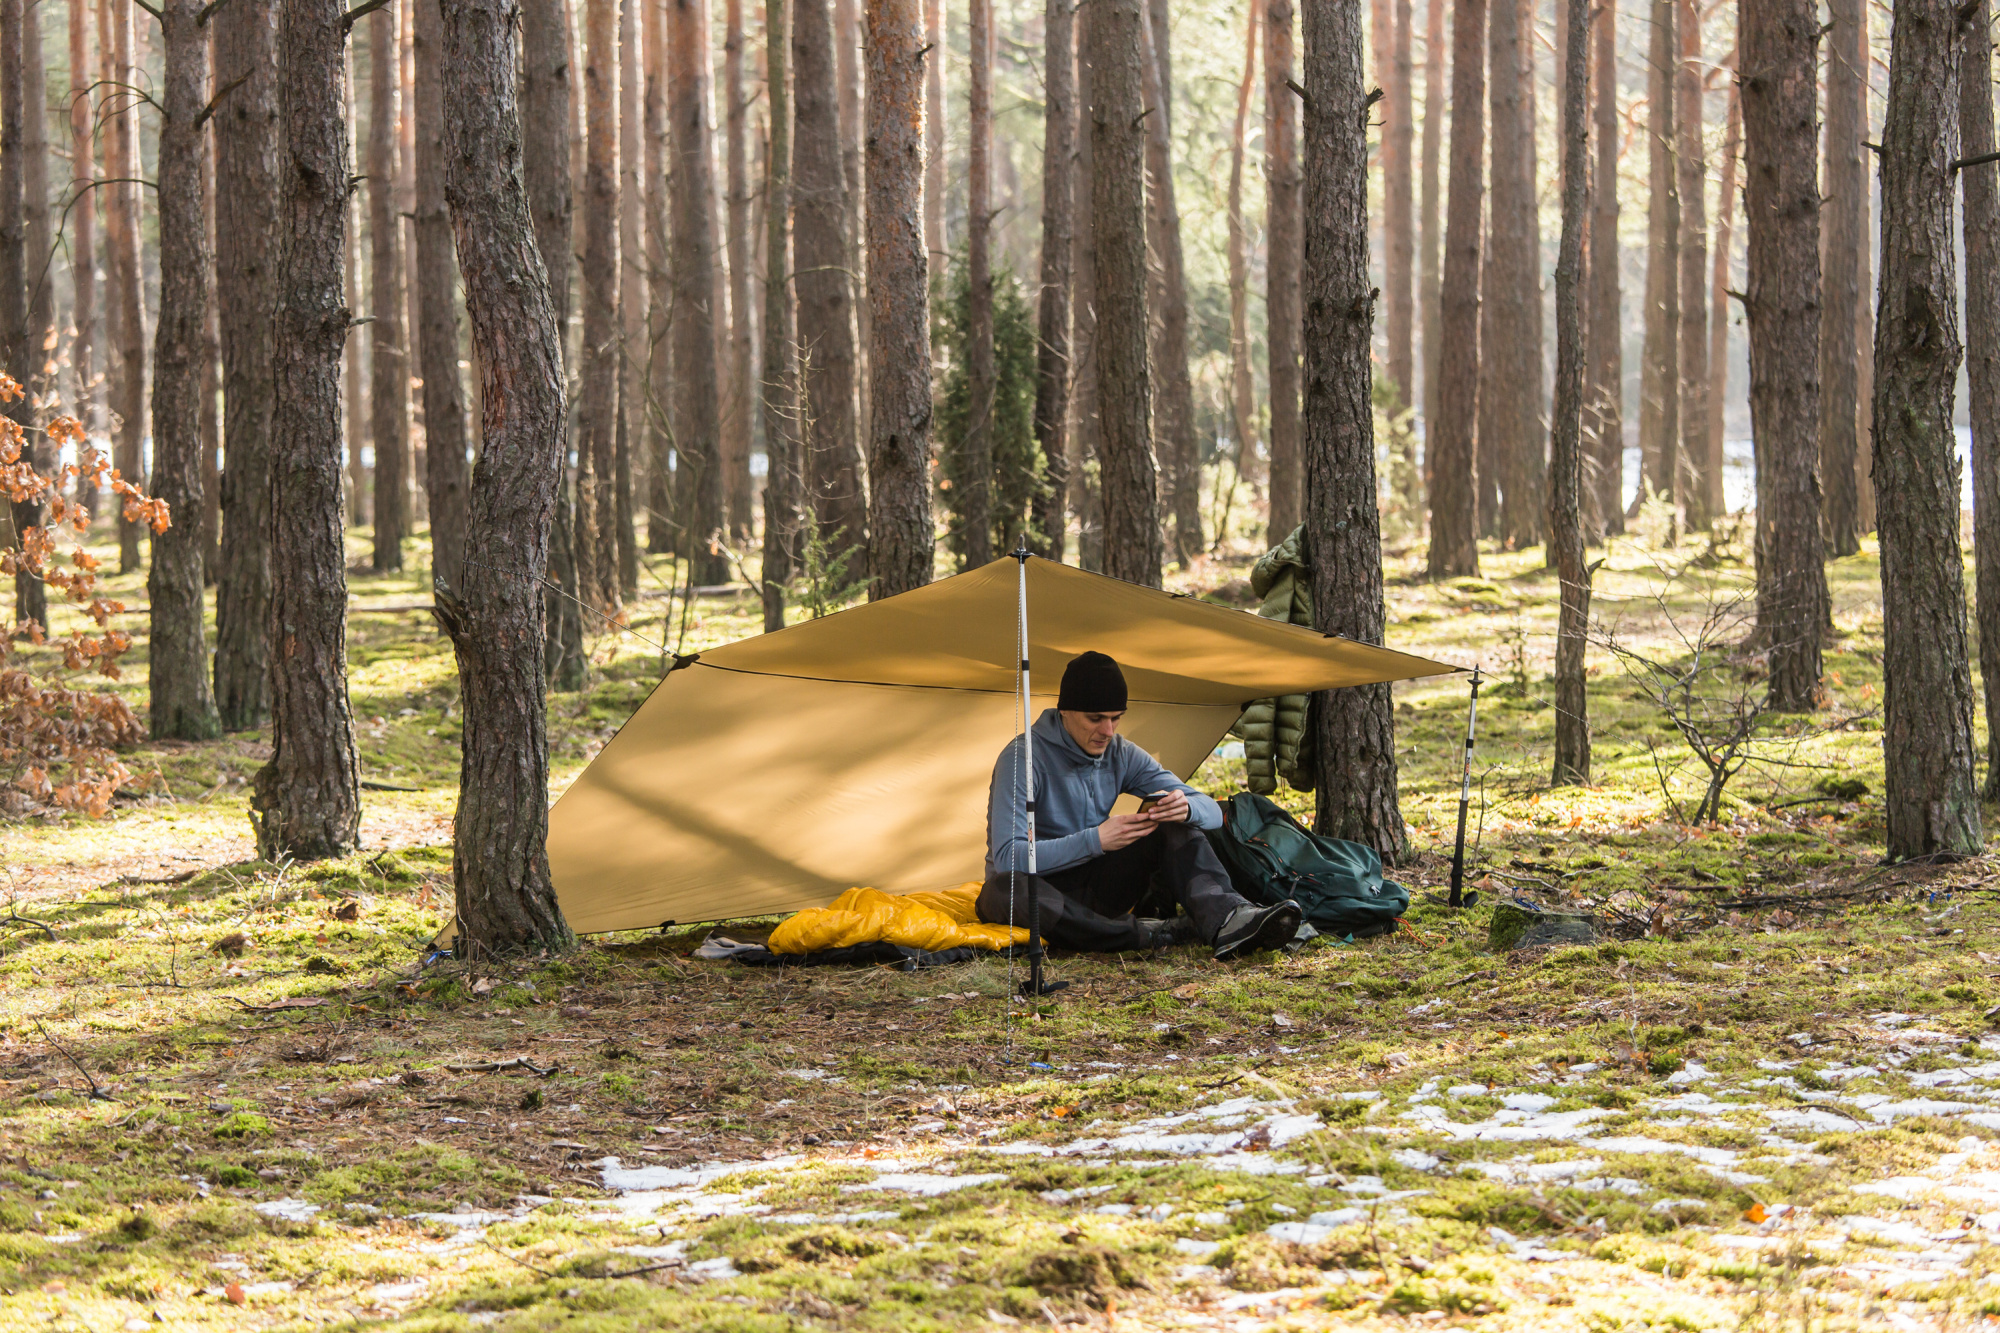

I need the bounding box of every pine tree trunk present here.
[1070,35,1101,570]
[200,146,221,583]
[1225,0,1260,522]
[109,0,144,573]
[1141,10,1201,563]
[1301,0,1404,861]
[834,0,864,450]
[1637,0,1677,520]
[415,0,468,594]
[1965,0,2000,799]
[254,0,362,862]
[1418,0,1443,485]
[145,0,221,741]
[522,0,584,689]
[67,0,95,439]
[615,0,643,593]
[643,0,673,556]
[1586,0,1623,534]
[1384,0,1414,408]
[22,0,51,526]
[1821,0,1865,556]
[343,72,367,528]
[1265,0,1301,544]
[1088,0,1160,587]
[437,0,575,954]
[672,0,728,584]
[212,0,277,730]
[1551,0,1591,784]
[1,0,34,626]
[1854,15,1876,536]
[761,0,800,629]
[795,0,865,569]
[578,0,619,613]
[1740,0,1826,712]
[923,0,945,271]
[863,0,932,596]
[1481,0,1540,548]
[1707,77,1739,509]
[964,0,995,567]
[1425,0,1481,578]
[370,6,410,573]
[1873,0,1980,857]
[1675,0,1709,528]
[723,0,754,541]
[1029,0,1074,561]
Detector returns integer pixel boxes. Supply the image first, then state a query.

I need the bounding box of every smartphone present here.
[1137,791,1169,814]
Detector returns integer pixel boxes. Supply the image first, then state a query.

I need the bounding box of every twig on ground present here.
[601,1257,686,1279]
[1444,970,1497,989]
[480,1239,557,1278]
[1,910,57,939]
[442,1057,557,1077]
[33,1018,112,1100]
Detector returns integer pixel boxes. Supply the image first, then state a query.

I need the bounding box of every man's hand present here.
[1143,790,1191,824]
[1097,813,1159,851]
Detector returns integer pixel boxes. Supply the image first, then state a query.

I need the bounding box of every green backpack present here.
[1204,792,1409,938]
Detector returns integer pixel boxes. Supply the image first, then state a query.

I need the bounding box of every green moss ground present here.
[0,514,1997,1330]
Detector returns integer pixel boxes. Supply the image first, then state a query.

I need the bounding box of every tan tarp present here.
[545,555,1456,934]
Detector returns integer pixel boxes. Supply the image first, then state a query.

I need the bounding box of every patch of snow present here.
[1175,1238,1221,1257]
[845,1173,1008,1196]
[1389,1148,1440,1172]
[1267,1208,1368,1244]
[1665,1063,1714,1085]
[1501,1093,1558,1112]
[1862,1099,1980,1123]
[597,1156,795,1193]
[253,1198,321,1223]
[684,1256,741,1281]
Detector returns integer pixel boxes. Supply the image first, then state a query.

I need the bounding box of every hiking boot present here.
[1212,900,1303,960]
[1137,915,1199,950]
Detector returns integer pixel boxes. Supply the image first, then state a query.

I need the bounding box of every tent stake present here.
[1013,543,1058,1000]
[1447,667,1483,910]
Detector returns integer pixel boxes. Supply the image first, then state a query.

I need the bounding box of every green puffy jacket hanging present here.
[1231,526,1316,794]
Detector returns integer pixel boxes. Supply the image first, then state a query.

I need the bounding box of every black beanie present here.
[1058,651,1128,712]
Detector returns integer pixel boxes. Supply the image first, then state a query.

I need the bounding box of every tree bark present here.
[834,0,864,453]
[1872,0,1980,857]
[254,0,362,862]
[964,0,994,567]
[723,0,754,541]
[614,0,642,594]
[67,0,95,439]
[1480,0,1540,548]
[200,142,221,583]
[1265,0,1301,545]
[1301,0,1404,862]
[1425,0,1480,578]
[108,0,143,573]
[1551,0,1590,784]
[1141,10,1201,564]
[1740,0,1826,712]
[1,0,33,626]
[1225,0,1259,529]
[863,0,933,597]
[1821,0,1865,556]
[437,0,575,954]
[344,64,367,528]
[22,0,51,491]
[1384,0,1414,408]
[213,0,278,731]
[923,0,945,271]
[762,0,800,629]
[414,0,468,594]
[1419,0,1443,487]
[795,0,865,568]
[1706,75,1739,515]
[1637,0,1677,520]
[1854,15,1876,536]
[370,5,410,573]
[1070,32,1101,569]
[1029,0,1074,560]
[671,0,728,584]
[1966,0,2000,798]
[522,0,584,689]
[1675,0,1709,528]
[145,0,221,741]
[643,0,672,555]
[1586,0,1622,534]
[577,0,619,614]
[1088,0,1159,587]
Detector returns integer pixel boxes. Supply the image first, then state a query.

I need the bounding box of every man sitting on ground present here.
[978,651,1302,958]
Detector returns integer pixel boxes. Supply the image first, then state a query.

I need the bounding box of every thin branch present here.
[195,71,252,131]
[197,0,237,22]
[343,0,391,31]
[34,1019,113,1101]
[131,0,162,19]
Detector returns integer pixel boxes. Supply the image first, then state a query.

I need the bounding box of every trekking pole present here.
[1013,542,1050,1001]
[1447,666,1483,910]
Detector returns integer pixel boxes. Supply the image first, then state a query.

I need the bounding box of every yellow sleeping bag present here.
[766,884,1030,955]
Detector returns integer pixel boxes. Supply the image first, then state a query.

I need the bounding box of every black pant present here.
[976,823,1245,952]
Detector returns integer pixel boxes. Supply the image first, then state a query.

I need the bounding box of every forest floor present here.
[7,507,2000,1331]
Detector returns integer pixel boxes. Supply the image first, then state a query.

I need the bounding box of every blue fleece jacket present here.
[985,709,1223,876]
